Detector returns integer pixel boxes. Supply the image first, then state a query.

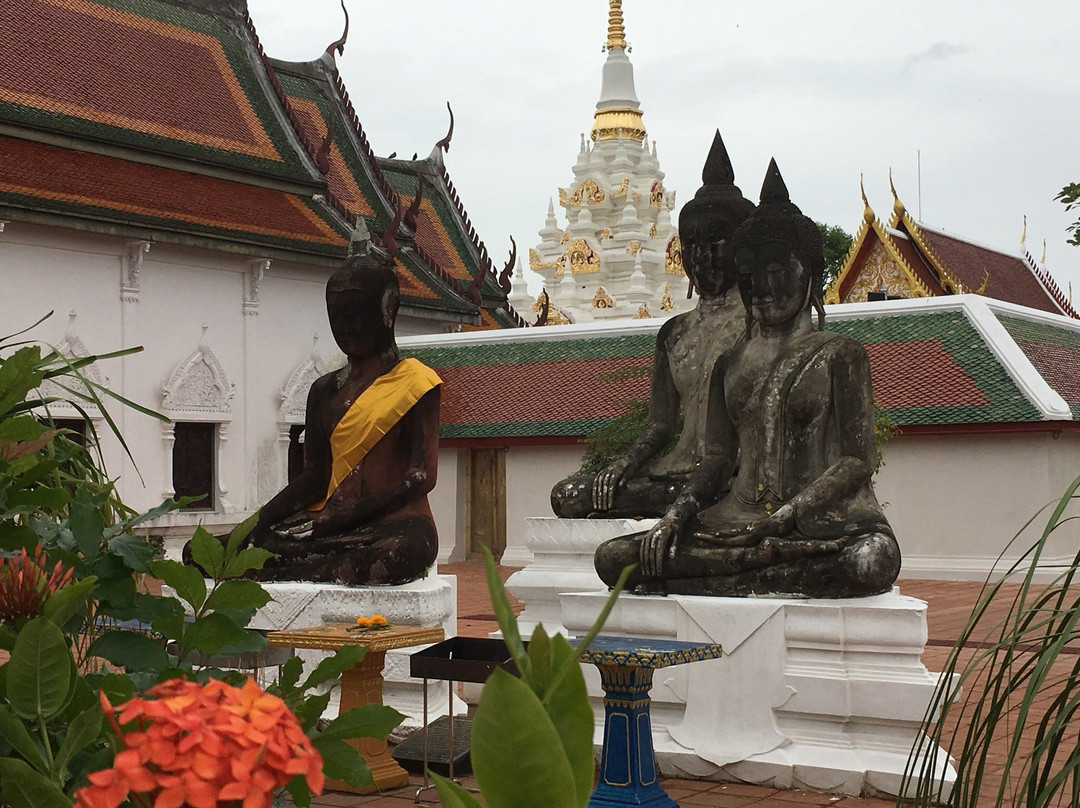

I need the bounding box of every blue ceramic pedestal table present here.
[577,636,723,808]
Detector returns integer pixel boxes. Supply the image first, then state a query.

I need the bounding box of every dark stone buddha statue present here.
[246,233,441,586]
[594,159,900,598]
[550,131,755,519]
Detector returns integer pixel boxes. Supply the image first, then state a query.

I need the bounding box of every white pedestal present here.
[560,588,955,799]
[169,575,464,733]
[504,516,655,635]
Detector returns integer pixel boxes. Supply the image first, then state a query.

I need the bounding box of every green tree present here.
[1055,182,1080,246]
[816,221,853,290]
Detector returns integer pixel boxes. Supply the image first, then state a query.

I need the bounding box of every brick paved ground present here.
[307,566,1071,808]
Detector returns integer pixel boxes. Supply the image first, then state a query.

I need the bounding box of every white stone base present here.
[504,517,655,635]
[168,575,464,731]
[560,588,955,799]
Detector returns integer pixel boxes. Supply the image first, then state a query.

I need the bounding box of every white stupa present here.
[512,0,687,325]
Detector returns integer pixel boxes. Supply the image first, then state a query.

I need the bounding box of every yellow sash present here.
[310,358,442,511]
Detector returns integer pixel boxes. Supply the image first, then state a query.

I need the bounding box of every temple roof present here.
[0,0,522,327]
[827,184,1077,318]
[401,296,1080,443]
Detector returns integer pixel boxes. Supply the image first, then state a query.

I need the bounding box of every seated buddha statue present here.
[247,227,442,586]
[550,132,755,519]
[594,159,900,599]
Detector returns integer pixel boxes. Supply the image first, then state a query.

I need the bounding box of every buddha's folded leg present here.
[657,532,900,598]
[253,515,438,586]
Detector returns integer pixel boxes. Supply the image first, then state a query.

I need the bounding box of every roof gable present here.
[1,0,316,184]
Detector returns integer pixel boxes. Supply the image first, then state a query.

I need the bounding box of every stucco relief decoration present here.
[279,335,343,424]
[565,238,601,274]
[626,240,642,256]
[161,325,234,417]
[635,303,652,319]
[561,232,570,244]
[592,287,614,309]
[568,179,605,207]
[649,223,657,238]
[600,229,612,239]
[613,177,630,198]
[558,188,569,207]
[38,311,105,412]
[244,258,270,315]
[529,248,560,272]
[121,241,150,302]
[846,241,913,303]
[664,235,684,276]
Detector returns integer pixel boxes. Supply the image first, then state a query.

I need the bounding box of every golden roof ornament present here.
[604,0,627,51]
[889,169,905,217]
[860,174,875,225]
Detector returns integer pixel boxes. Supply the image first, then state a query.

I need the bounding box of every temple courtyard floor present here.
[309,561,1068,808]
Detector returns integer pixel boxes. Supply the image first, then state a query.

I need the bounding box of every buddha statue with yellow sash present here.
[249,234,442,586]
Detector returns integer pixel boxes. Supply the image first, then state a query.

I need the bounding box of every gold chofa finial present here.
[1041,238,1047,265]
[605,0,627,51]
[1021,215,1027,244]
[860,174,874,224]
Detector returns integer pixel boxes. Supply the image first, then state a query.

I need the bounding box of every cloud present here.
[903,42,970,74]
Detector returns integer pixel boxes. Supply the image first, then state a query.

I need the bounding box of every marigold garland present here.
[349,614,389,632]
[74,678,324,808]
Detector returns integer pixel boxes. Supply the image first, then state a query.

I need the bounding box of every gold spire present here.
[860,174,874,224]
[605,0,627,51]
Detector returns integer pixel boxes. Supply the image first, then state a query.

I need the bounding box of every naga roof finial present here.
[435,102,454,154]
[325,0,349,57]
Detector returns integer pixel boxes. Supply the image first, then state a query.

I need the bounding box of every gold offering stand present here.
[266,622,444,793]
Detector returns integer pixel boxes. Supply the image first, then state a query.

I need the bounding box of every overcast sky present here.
[248,0,1080,296]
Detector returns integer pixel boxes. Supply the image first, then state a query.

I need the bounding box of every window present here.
[172,422,215,510]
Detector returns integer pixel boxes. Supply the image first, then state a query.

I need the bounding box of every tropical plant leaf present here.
[319,704,404,741]
[51,700,103,782]
[470,668,577,808]
[68,497,105,562]
[7,617,73,720]
[180,612,245,658]
[189,525,225,578]
[225,511,260,556]
[87,630,169,673]
[0,704,49,774]
[222,545,275,578]
[42,576,97,627]
[204,579,271,615]
[544,634,597,808]
[0,347,44,419]
[482,547,529,681]
[301,644,366,690]
[312,736,374,788]
[106,533,155,573]
[431,773,486,808]
[0,757,72,808]
[150,559,207,611]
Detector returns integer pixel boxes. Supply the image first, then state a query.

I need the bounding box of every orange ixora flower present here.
[74,678,323,808]
[0,543,73,624]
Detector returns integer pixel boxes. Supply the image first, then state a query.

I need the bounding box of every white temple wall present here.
[502,444,582,566]
[874,431,1080,580]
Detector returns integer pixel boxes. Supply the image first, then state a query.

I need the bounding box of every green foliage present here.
[434,548,631,808]
[873,402,899,473]
[816,221,854,290]
[576,365,669,476]
[0,314,403,806]
[1056,182,1080,247]
[904,473,1080,808]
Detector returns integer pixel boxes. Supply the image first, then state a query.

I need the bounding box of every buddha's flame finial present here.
[605,0,627,51]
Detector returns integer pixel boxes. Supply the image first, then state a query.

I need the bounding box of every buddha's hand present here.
[404,469,427,490]
[641,515,680,577]
[593,458,632,512]
[273,514,315,541]
[748,503,796,540]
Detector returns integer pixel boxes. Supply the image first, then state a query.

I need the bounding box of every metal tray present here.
[410,636,523,683]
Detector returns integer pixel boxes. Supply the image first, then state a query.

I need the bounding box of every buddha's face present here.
[681,217,735,299]
[735,239,809,327]
[326,261,399,359]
